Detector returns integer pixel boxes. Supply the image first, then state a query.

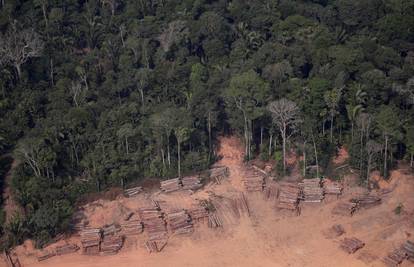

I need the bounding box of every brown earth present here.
[3,136,414,267]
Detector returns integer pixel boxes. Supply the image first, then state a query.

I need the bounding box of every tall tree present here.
[268,99,300,174]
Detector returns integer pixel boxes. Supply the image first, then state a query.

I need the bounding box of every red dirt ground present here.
[3,136,414,267]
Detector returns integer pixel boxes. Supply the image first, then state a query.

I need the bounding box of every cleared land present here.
[4,137,414,267]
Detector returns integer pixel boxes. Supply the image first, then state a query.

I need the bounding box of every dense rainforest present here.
[0,0,413,249]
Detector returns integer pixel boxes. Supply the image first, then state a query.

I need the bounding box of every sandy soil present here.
[3,136,414,267]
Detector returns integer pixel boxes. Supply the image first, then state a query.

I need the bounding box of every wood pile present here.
[277,182,301,212]
[301,178,324,202]
[80,228,102,255]
[102,224,121,238]
[3,251,21,267]
[100,235,124,255]
[323,179,343,195]
[231,193,250,217]
[145,239,168,253]
[208,213,223,228]
[402,240,414,260]
[121,217,143,235]
[160,178,182,193]
[138,207,167,241]
[243,168,265,192]
[263,182,279,201]
[332,202,358,216]
[55,244,79,256]
[351,194,381,208]
[124,186,143,197]
[339,237,365,254]
[166,210,194,234]
[383,248,407,267]
[37,250,56,262]
[188,204,209,221]
[182,175,202,191]
[209,166,229,183]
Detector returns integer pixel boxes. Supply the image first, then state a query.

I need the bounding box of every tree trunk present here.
[367,154,372,188]
[269,134,273,157]
[139,88,144,106]
[351,121,354,144]
[166,131,171,167]
[50,58,54,86]
[208,111,212,161]
[359,128,364,177]
[384,136,388,177]
[410,153,413,168]
[15,64,22,79]
[161,148,166,169]
[260,126,263,147]
[312,132,319,178]
[42,4,48,27]
[177,139,181,178]
[330,113,334,142]
[303,141,306,177]
[282,123,286,175]
[125,136,129,155]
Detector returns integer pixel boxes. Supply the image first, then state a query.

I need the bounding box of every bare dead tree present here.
[0,22,44,79]
[69,81,87,107]
[268,98,300,174]
[157,20,189,52]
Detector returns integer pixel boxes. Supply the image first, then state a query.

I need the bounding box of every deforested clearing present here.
[8,137,414,267]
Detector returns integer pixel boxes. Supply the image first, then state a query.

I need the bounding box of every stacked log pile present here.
[208,213,223,228]
[323,179,343,195]
[80,228,102,255]
[145,239,168,253]
[37,250,56,262]
[383,248,407,267]
[121,215,143,235]
[301,178,324,202]
[102,224,121,238]
[243,168,265,192]
[340,237,365,254]
[55,244,79,256]
[124,186,143,197]
[402,241,414,261]
[231,193,250,217]
[166,210,194,234]
[277,182,301,212]
[138,207,168,241]
[351,194,381,208]
[209,166,229,183]
[160,178,182,193]
[100,235,124,255]
[182,175,202,191]
[263,182,278,201]
[188,204,209,221]
[332,202,358,216]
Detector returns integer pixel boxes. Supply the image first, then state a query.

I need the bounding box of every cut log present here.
[340,237,365,254]
[160,178,182,193]
[166,210,193,234]
[55,244,79,256]
[124,186,143,197]
[351,194,381,208]
[383,248,407,267]
[301,178,324,202]
[37,250,56,262]
[277,182,301,213]
[182,175,202,191]
[100,235,124,255]
[332,202,358,216]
